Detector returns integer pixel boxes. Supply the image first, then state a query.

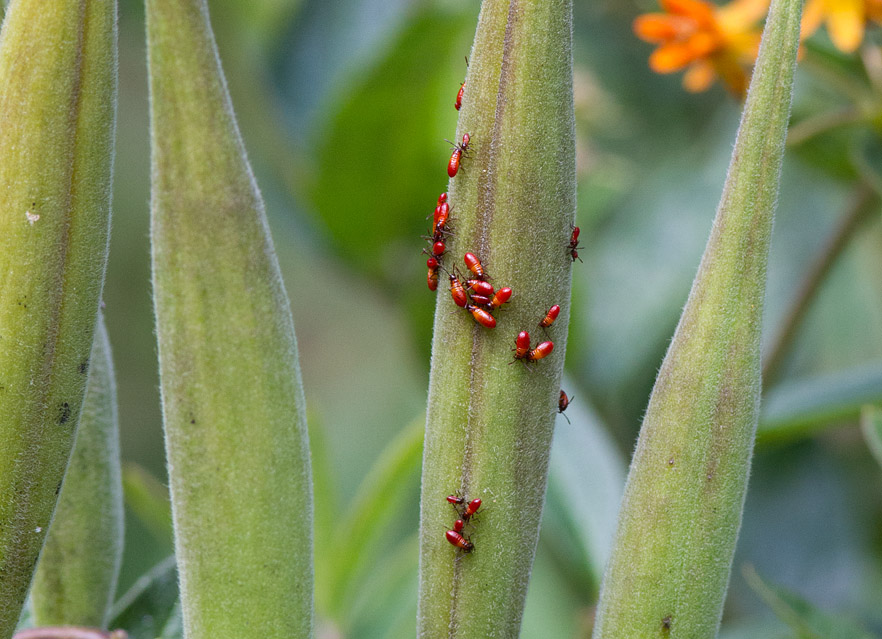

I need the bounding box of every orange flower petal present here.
[717,0,771,30]
[661,0,717,24]
[686,30,720,56]
[634,14,686,42]
[650,41,700,72]
[683,60,717,91]
[826,0,864,52]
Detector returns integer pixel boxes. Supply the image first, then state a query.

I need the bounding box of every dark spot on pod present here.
[189,414,196,424]
[667,457,675,467]
[55,480,63,495]
[78,359,89,375]
[58,402,71,424]
[661,615,672,633]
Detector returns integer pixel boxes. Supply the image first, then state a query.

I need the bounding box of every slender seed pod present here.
[593,0,805,635]
[146,0,314,637]
[31,316,124,628]
[0,1,116,634]
[419,1,574,634]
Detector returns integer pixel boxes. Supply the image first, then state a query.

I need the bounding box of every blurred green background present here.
[102,0,882,636]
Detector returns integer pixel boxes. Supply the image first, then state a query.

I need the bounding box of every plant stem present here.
[146,0,313,637]
[417,1,575,636]
[762,184,878,387]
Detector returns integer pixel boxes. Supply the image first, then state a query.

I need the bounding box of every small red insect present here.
[431,240,446,260]
[447,133,471,178]
[539,304,561,329]
[434,202,451,234]
[466,304,496,328]
[463,498,482,520]
[511,331,554,364]
[529,341,554,361]
[446,495,465,507]
[568,225,583,263]
[512,331,531,362]
[558,390,572,424]
[449,272,468,308]
[455,82,465,111]
[463,252,487,280]
[445,529,474,552]
[488,287,512,310]
[466,279,494,297]
[469,294,492,307]
[437,192,448,205]
[427,258,440,292]
[453,519,465,533]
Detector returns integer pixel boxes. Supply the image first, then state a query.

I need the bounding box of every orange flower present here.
[634,0,770,97]
[801,0,882,53]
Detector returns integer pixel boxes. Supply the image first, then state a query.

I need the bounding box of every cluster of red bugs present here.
[444,495,482,553]
[422,74,579,554]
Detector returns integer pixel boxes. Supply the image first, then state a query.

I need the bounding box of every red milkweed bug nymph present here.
[434,202,450,231]
[488,287,512,310]
[511,332,554,365]
[469,294,492,307]
[558,390,572,424]
[511,331,531,362]
[462,498,482,520]
[466,304,496,328]
[463,252,487,280]
[568,225,583,263]
[453,519,465,533]
[447,494,465,507]
[529,341,554,361]
[445,529,474,552]
[445,270,468,308]
[454,57,469,111]
[428,240,446,260]
[539,304,561,329]
[437,192,448,205]
[466,279,493,297]
[447,133,471,177]
[427,258,440,292]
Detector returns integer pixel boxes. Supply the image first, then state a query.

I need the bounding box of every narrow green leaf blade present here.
[743,565,878,639]
[860,404,882,469]
[108,557,178,639]
[758,363,882,441]
[31,316,124,627]
[121,464,172,544]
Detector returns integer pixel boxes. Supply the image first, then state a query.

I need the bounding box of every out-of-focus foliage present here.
[65,0,882,636]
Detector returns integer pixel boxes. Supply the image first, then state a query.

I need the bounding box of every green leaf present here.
[108,556,178,639]
[546,387,625,591]
[860,404,882,470]
[593,0,805,635]
[324,419,423,623]
[146,0,314,636]
[0,1,117,634]
[742,564,878,639]
[758,363,882,441]
[159,602,183,639]
[121,463,173,543]
[31,316,124,628]
[309,4,476,279]
[417,0,577,636]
